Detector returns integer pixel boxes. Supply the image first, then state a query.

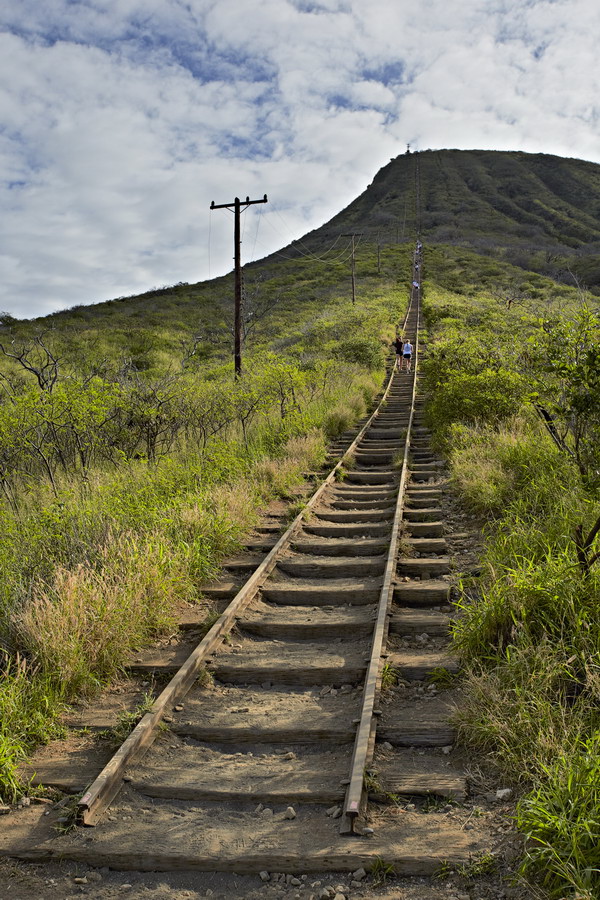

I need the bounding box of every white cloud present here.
[1,0,600,317]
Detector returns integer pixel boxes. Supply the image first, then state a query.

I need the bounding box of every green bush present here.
[427,368,529,439]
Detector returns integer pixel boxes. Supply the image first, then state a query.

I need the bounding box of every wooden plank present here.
[171,724,356,743]
[10,843,474,875]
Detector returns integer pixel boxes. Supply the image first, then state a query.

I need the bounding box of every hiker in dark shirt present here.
[393,336,404,370]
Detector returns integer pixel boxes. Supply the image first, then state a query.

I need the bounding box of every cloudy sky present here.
[1,0,600,318]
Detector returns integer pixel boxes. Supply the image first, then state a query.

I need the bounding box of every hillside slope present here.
[303,149,600,291]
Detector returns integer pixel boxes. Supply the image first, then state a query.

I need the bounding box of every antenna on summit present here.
[406,143,411,155]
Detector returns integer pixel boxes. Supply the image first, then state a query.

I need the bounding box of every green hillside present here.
[1,149,600,899]
[306,149,600,291]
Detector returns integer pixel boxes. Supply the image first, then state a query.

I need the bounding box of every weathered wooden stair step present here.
[407,537,448,554]
[315,507,394,521]
[344,471,399,485]
[290,538,388,557]
[406,496,441,509]
[172,722,357,743]
[211,650,367,685]
[403,507,442,522]
[397,557,451,577]
[223,554,267,572]
[369,774,466,801]
[20,817,478,874]
[393,580,450,606]
[407,486,443,497]
[330,488,397,501]
[304,522,391,537]
[388,651,458,680]
[277,555,387,577]
[241,606,374,639]
[199,582,242,600]
[378,722,456,747]
[243,538,279,552]
[389,609,451,635]
[405,521,444,537]
[262,580,381,605]
[328,498,396,510]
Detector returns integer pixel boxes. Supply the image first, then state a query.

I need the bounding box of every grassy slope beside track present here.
[420,244,600,900]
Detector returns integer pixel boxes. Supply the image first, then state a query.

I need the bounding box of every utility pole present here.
[210,193,268,378]
[342,233,362,305]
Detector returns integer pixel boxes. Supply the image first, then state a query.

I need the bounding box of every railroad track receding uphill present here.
[13,254,484,879]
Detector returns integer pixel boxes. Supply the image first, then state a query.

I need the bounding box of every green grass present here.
[422,253,600,898]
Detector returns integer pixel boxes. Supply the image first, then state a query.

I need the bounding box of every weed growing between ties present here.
[422,276,600,897]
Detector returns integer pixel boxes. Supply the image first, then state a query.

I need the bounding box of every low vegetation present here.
[422,270,600,899]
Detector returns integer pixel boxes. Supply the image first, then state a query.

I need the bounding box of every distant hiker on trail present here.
[401,339,413,373]
[394,336,404,369]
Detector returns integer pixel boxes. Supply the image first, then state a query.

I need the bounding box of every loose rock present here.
[496,787,513,801]
[380,741,393,751]
[284,806,297,820]
[259,871,270,882]
[352,867,367,880]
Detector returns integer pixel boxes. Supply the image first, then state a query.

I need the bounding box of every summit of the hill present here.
[297,148,600,290]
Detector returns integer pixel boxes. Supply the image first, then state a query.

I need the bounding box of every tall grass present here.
[422,279,600,897]
[446,417,600,897]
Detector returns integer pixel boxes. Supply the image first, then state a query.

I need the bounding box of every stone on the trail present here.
[441,745,453,754]
[290,876,302,885]
[351,880,363,888]
[284,806,297,820]
[254,803,264,814]
[283,751,296,760]
[352,867,367,881]
[334,885,346,894]
[362,826,374,835]
[331,806,342,819]
[260,807,274,817]
[340,684,353,694]
[259,871,270,882]
[74,877,88,884]
[174,704,184,711]
[333,894,346,900]
[380,741,393,751]
[87,872,102,882]
[325,804,339,817]
[496,788,513,801]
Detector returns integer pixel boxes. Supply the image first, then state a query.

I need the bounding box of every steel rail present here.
[340,256,422,835]
[77,310,407,827]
